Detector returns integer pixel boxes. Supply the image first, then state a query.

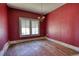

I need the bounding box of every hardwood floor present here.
[5,39,78,56]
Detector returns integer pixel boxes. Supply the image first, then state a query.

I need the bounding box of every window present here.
[20,18,30,35]
[19,17,40,36]
[31,20,39,35]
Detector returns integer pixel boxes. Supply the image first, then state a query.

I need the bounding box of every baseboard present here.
[9,36,46,45]
[46,37,79,52]
[0,42,10,56]
[0,37,79,55]
[0,36,45,56]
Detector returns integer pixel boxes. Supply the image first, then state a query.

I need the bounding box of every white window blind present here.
[31,20,39,35]
[19,17,40,36]
[20,18,30,35]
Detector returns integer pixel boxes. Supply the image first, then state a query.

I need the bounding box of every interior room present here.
[0,3,79,56]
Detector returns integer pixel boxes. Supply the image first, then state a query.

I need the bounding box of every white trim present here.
[0,37,79,55]
[0,36,45,56]
[0,42,10,56]
[46,37,79,52]
[9,37,46,45]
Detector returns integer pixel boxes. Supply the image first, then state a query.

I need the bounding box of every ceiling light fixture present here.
[37,3,45,22]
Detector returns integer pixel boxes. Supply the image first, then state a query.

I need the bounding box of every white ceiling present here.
[7,3,65,15]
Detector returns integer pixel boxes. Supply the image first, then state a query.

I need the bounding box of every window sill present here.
[20,34,40,38]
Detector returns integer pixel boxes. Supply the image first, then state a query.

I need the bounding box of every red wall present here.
[0,4,8,50]
[47,3,79,47]
[8,8,46,41]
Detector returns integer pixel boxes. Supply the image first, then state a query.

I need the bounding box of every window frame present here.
[19,17,40,37]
